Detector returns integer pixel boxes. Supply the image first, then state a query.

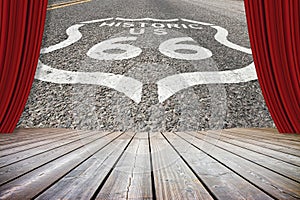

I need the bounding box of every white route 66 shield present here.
[36,17,256,103]
[35,17,256,133]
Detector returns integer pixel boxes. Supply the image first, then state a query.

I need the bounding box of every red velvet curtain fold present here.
[0,0,48,133]
[244,0,299,133]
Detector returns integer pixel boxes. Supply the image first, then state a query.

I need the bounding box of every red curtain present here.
[245,0,300,133]
[0,0,48,133]
[0,0,298,133]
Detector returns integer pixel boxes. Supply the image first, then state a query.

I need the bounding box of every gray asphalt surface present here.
[19,0,274,132]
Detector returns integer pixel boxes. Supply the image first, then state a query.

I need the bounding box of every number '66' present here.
[87,37,212,61]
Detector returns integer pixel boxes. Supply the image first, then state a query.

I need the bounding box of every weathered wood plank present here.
[150,132,213,200]
[0,130,89,158]
[0,128,65,138]
[162,132,273,200]
[175,132,300,199]
[256,128,279,133]
[0,130,80,151]
[0,131,112,185]
[0,130,100,168]
[227,128,300,142]
[35,132,134,200]
[96,132,152,200]
[0,129,73,144]
[0,132,123,199]
[218,130,300,157]
[201,130,300,166]
[191,131,300,182]
[0,128,298,199]
[225,129,300,149]
[242,128,300,141]
[0,129,54,142]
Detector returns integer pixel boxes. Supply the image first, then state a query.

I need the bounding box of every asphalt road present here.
[19,0,274,132]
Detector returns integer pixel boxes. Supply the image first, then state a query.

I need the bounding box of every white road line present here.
[80,18,114,24]
[212,25,252,54]
[40,18,113,54]
[40,24,84,54]
[157,62,257,103]
[47,0,92,10]
[181,18,213,26]
[35,61,143,103]
[115,17,179,22]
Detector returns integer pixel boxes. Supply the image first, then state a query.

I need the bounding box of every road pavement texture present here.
[19,0,274,132]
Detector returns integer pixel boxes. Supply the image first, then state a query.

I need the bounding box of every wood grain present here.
[150,132,213,200]
[0,128,299,200]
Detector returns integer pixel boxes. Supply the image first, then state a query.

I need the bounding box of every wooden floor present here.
[0,128,299,200]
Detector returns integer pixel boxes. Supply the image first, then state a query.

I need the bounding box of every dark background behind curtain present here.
[0,0,48,133]
[245,0,299,133]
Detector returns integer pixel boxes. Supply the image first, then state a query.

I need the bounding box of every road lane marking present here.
[157,63,256,103]
[181,18,213,26]
[47,0,83,7]
[81,18,114,24]
[35,61,143,103]
[36,18,255,103]
[47,0,91,10]
[115,18,180,22]
[212,26,252,54]
[40,18,112,54]
[40,24,84,54]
